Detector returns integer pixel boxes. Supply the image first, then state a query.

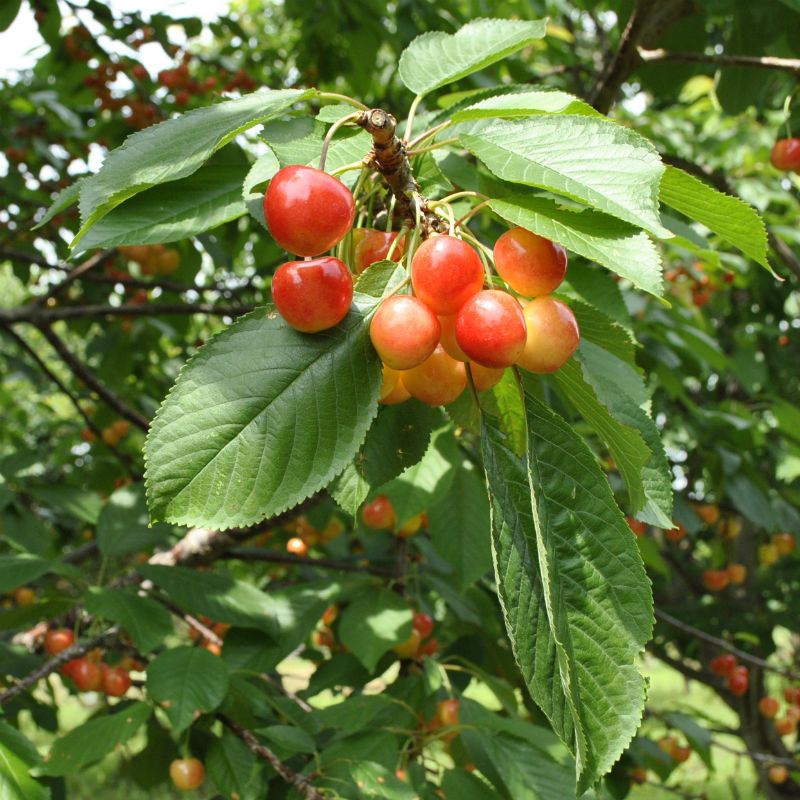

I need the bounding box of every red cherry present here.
[435,699,459,728]
[401,345,467,406]
[170,758,205,791]
[102,666,132,697]
[353,229,405,273]
[437,314,468,361]
[469,362,505,392]
[728,665,749,696]
[362,495,396,530]
[771,138,800,171]
[517,297,580,374]
[775,716,797,736]
[702,569,729,592]
[784,686,800,704]
[709,653,737,677]
[272,256,353,333]
[411,236,484,315]
[412,612,435,640]
[264,165,355,256]
[71,658,104,692]
[419,638,439,657]
[44,628,75,656]
[455,290,527,368]
[759,696,780,718]
[493,227,567,297]
[769,765,789,785]
[370,296,441,370]
[627,517,647,537]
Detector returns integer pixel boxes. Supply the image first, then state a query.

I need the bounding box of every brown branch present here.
[0,302,252,324]
[639,48,800,76]
[217,713,325,800]
[220,547,394,577]
[36,250,114,306]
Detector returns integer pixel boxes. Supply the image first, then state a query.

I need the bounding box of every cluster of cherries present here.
[118,243,181,276]
[361,494,426,538]
[665,261,733,308]
[393,611,438,659]
[263,165,580,407]
[771,137,800,172]
[709,652,749,696]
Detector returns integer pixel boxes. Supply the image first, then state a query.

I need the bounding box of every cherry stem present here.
[385,225,409,261]
[330,159,365,177]
[407,137,458,157]
[407,120,453,151]
[430,191,489,206]
[317,91,368,111]
[319,112,360,173]
[454,199,492,228]
[403,93,425,142]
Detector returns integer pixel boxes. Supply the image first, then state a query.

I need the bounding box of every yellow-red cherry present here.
[517,297,580,374]
[771,138,800,172]
[380,367,410,405]
[469,362,505,392]
[71,658,104,692]
[102,666,132,697]
[170,758,206,791]
[411,236,484,315]
[402,345,467,406]
[44,628,75,656]
[436,699,460,728]
[272,256,353,333]
[493,227,567,297]
[264,165,355,256]
[353,228,405,273]
[437,314,468,361]
[455,290,527,368]
[370,296,441,370]
[362,494,397,530]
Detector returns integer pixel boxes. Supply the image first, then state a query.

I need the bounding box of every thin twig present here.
[221,548,394,577]
[35,250,114,306]
[0,302,252,324]
[639,47,800,76]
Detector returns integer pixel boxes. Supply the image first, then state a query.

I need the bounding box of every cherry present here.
[758,543,780,566]
[770,138,800,171]
[517,297,579,374]
[392,628,422,659]
[702,569,729,592]
[455,290,526,368]
[672,745,691,763]
[693,503,720,525]
[775,716,797,737]
[397,512,424,538]
[469,362,505,392]
[44,628,75,656]
[264,165,355,256]
[313,627,335,648]
[419,638,439,657]
[709,653,737,677]
[435,699,459,728]
[103,666,132,697]
[728,665,749,696]
[629,768,648,785]
[71,658,104,692]
[658,736,678,757]
[322,604,338,626]
[664,523,686,543]
[401,345,467,406]
[362,495,396,530]
[773,532,796,555]
[493,227,567,297]
[286,536,308,556]
[353,228,405,273]
[170,758,206,791]
[759,696,780,718]
[13,587,36,606]
[410,235,484,315]
[412,612,434,640]
[627,517,647,537]
[784,686,800,704]
[727,563,747,584]
[370,296,441,370]
[272,256,353,333]
[768,765,789,785]
[437,314,468,361]
[379,367,410,405]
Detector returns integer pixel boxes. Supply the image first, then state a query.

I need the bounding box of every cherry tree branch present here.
[220,547,394,576]
[0,302,252,324]
[638,48,800,76]
[711,738,799,769]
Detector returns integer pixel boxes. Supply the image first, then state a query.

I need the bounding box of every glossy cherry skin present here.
[469,362,505,392]
[353,228,405,273]
[411,236,484,315]
[264,165,355,256]
[455,290,527,368]
[44,628,75,656]
[517,297,580,374]
[438,314,468,361]
[379,366,410,405]
[71,658,104,692]
[770,138,800,171]
[493,227,567,297]
[370,296,441,370]
[170,758,206,791]
[401,345,467,406]
[272,257,353,333]
[362,495,396,530]
[102,666,132,697]
[412,612,434,640]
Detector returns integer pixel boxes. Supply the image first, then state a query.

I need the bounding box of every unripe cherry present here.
[264,165,355,256]
[773,532,796,555]
[727,563,747,584]
[170,758,206,791]
[362,495,396,530]
[770,138,800,172]
[437,314,468,361]
[44,628,75,656]
[469,362,505,392]
[370,296,440,370]
[411,235,484,315]
[768,765,789,785]
[517,297,580,374]
[402,345,467,406]
[272,256,353,333]
[353,228,405,273]
[455,290,526,368]
[493,227,567,297]
[397,512,424,538]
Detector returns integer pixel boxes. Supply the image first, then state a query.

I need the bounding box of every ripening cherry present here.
[412,612,435,640]
[397,512,424,538]
[264,165,355,256]
[784,686,800,704]
[272,257,353,333]
[493,227,568,297]
[402,345,467,406]
[286,536,308,556]
[437,314,468,361]
[516,296,580,374]
[728,665,749,696]
[727,563,747,584]
[702,569,729,592]
[380,368,411,405]
[102,666,132,697]
[362,495,397,530]
[758,543,780,567]
[13,587,36,606]
[352,228,405,273]
[313,627,335,648]
[770,138,800,172]
[658,736,678,758]
[759,696,780,718]
[664,523,687,543]
[419,638,439,657]
[71,658,104,692]
[44,628,75,656]
[710,653,737,677]
[170,758,206,791]
[370,296,441,370]
[627,517,647,537]
[773,532,796,556]
[672,745,691,763]
[455,290,527,368]
[693,503,720,525]
[775,716,797,737]
[469,362,505,392]
[436,699,460,729]
[410,236,484,315]
[768,765,789,785]
[392,628,422,659]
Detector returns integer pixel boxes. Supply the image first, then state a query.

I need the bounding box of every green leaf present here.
[489,194,664,297]
[26,486,102,524]
[452,88,599,122]
[314,694,395,733]
[146,646,229,733]
[0,554,51,594]
[349,761,417,799]
[441,769,499,800]
[74,88,314,248]
[564,261,630,328]
[0,721,48,800]
[84,587,173,653]
[32,179,83,230]
[258,725,316,753]
[77,160,249,251]
[243,147,280,229]
[428,461,492,589]
[398,19,548,96]
[463,117,671,238]
[481,386,653,793]
[144,292,388,530]
[659,165,772,273]
[0,0,22,32]
[206,730,259,797]
[338,589,413,671]
[37,702,151,776]
[96,483,172,557]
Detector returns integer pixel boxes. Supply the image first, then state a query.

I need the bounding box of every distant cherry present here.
[516,297,579,374]
[436,699,460,728]
[286,537,308,556]
[402,345,467,406]
[769,765,789,785]
[392,628,422,659]
[728,665,749,696]
[103,666,132,697]
[702,569,729,592]
[353,229,405,273]
[44,628,75,656]
[411,236,484,315]
[370,296,441,370]
[493,227,567,297]
[727,563,747,584]
[759,696,780,718]
[170,758,206,791]
[272,256,353,333]
[412,612,434,640]
[362,495,396,530]
[710,653,737,677]
[455,290,527,368]
[771,138,800,172]
[264,165,355,256]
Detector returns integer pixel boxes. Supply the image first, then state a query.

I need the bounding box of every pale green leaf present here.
[96,483,172,557]
[32,179,83,231]
[452,88,599,121]
[243,146,280,229]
